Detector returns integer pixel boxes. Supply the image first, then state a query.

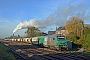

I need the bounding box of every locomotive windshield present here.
[57,36,65,40]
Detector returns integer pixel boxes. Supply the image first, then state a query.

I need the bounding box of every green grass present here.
[0,43,16,60]
[83,51,90,55]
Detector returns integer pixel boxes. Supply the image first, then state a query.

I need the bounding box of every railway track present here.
[1,40,90,60]
[8,47,29,60]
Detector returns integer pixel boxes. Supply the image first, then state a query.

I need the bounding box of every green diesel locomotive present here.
[39,34,68,51]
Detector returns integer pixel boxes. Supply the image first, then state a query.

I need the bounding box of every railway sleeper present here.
[42,54,60,60]
[31,55,47,60]
[54,53,78,60]
[47,54,63,60]
[47,53,74,60]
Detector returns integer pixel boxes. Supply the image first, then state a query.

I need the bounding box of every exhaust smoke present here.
[13,4,90,33]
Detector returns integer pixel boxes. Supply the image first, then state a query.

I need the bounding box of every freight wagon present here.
[23,38,32,43]
[32,37,39,45]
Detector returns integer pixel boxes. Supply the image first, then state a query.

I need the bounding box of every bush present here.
[66,32,79,44]
[67,27,90,51]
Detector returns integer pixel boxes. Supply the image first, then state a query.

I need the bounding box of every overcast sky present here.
[0,0,90,38]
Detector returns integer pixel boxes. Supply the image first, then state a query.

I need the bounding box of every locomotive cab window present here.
[57,36,65,40]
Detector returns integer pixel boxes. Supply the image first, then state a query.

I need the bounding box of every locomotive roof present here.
[39,34,65,38]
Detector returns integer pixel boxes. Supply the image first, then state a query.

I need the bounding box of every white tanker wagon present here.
[25,38,32,43]
[31,37,39,45]
[23,38,27,42]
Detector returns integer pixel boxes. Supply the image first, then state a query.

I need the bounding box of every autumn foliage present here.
[65,16,90,50]
[65,16,84,37]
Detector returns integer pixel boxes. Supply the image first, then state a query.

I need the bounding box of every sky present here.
[0,0,90,38]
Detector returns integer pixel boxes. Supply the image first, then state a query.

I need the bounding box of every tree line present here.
[25,27,44,38]
[65,16,90,51]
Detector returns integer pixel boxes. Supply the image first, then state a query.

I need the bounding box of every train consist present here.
[6,34,69,51]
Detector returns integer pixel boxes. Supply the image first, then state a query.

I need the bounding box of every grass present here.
[83,51,90,55]
[0,43,16,60]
